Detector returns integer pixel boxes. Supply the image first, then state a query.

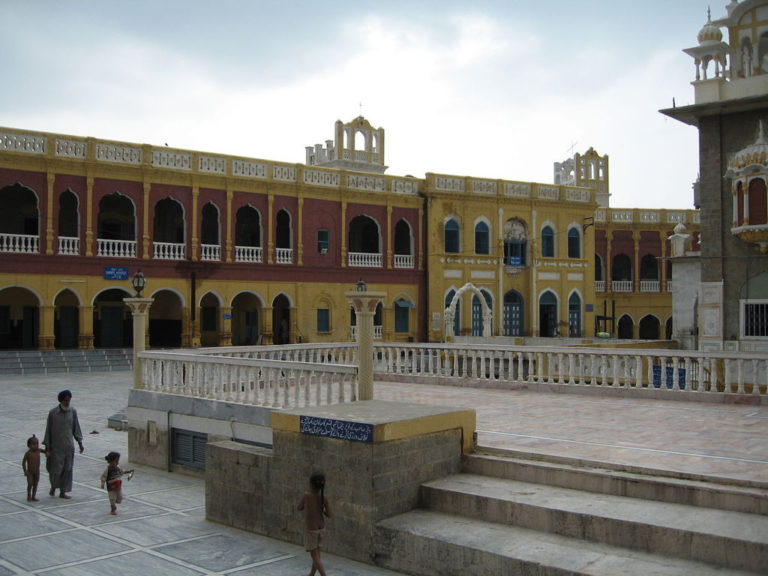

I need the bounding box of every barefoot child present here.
[297,472,332,576]
[100,451,132,515]
[22,435,42,501]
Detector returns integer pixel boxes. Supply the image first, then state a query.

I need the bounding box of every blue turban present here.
[58,390,72,402]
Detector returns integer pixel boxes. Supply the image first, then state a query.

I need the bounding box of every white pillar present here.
[346,288,385,401]
[124,297,154,389]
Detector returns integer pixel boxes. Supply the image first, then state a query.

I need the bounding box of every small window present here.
[444,219,460,254]
[172,428,207,470]
[317,308,330,333]
[542,226,555,258]
[568,228,581,259]
[394,299,412,333]
[475,222,489,255]
[317,229,329,253]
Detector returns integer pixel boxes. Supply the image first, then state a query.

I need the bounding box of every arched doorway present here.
[617,314,634,339]
[273,294,291,344]
[471,290,493,336]
[54,289,80,348]
[231,292,261,345]
[568,292,582,337]
[445,290,460,337]
[503,290,524,336]
[539,291,558,337]
[200,292,221,347]
[149,290,183,348]
[0,287,40,349]
[94,289,132,348]
[639,315,660,340]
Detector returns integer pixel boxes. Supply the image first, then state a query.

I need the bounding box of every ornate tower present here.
[554,147,610,206]
[305,116,387,174]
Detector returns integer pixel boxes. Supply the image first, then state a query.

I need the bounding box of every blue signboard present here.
[652,365,686,389]
[300,415,374,443]
[223,313,232,320]
[103,266,129,281]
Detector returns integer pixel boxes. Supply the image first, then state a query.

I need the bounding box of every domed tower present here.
[305,116,387,174]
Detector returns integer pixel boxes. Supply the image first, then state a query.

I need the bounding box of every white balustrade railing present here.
[348,252,383,267]
[0,233,39,253]
[136,342,768,407]
[612,280,633,292]
[595,281,605,292]
[394,254,414,269]
[640,280,660,293]
[97,238,136,258]
[201,243,220,261]
[153,241,186,260]
[235,245,262,263]
[139,350,358,409]
[58,236,79,255]
[276,247,293,264]
[667,281,675,292]
[350,326,383,341]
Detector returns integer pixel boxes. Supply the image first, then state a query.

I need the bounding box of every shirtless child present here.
[297,472,332,576]
[22,435,42,502]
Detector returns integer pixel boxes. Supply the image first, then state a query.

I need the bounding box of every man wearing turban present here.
[43,390,84,499]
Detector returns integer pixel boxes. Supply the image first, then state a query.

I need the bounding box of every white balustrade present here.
[667,281,675,292]
[612,280,633,292]
[276,247,293,264]
[201,244,221,261]
[57,236,79,255]
[640,280,660,293]
[348,252,382,267]
[235,245,262,263]
[153,241,186,260]
[595,280,605,292]
[0,233,39,253]
[97,238,136,258]
[350,326,383,340]
[394,254,414,268]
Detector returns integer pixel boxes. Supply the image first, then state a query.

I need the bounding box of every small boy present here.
[22,435,42,501]
[297,472,332,576]
[100,451,132,515]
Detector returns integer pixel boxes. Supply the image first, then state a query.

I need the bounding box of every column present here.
[79,305,94,349]
[386,204,393,269]
[659,231,668,291]
[225,188,234,263]
[262,306,274,345]
[346,285,385,401]
[124,297,154,389]
[605,235,613,292]
[181,306,192,348]
[39,305,55,350]
[297,197,304,266]
[142,181,151,259]
[341,199,348,267]
[267,193,274,264]
[46,172,55,255]
[85,176,94,257]
[632,230,641,293]
[191,184,200,262]
[220,306,233,346]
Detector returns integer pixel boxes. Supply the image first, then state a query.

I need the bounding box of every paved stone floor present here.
[1,372,766,575]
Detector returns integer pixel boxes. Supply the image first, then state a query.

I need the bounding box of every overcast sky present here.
[1,1,714,208]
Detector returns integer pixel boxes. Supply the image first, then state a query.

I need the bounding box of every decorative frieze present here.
[565,188,590,202]
[391,179,418,195]
[347,174,385,192]
[640,211,660,223]
[594,209,607,222]
[436,177,464,192]
[504,182,531,198]
[537,185,560,200]
[96,143,141,164]
[472,179,497,195]
[199,156,226,174]
[152,149,192,170]
[611,210,634,222]
[273,165,296,182]
[666,212,685,223]
[0,132,47,154]
[304,169,340,187]
[55,139,86,159]
[233,159,267,178]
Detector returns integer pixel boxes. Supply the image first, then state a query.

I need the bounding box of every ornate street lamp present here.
[132,269,146,297]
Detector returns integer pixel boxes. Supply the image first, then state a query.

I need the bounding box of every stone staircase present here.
[374,448,768,575]
[0,348,133,374]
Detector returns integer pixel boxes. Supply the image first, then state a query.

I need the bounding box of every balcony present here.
[153,242,186,260]
[0,233,39,254]
[350,325,383,340]
[58,236,79,255]
[235,246,262,263]
[276,248,293,264]
[595,281,605,292]
[612,280,633,293]
[349,252,382,267]
[97,239,136,258]
[394,254,414,269]
[639,280,660,293]
[201,244,220,261]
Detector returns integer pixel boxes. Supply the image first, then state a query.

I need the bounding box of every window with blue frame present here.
[474,221,489,255]
[317,229,329,253]
[316,308,330,332]
[541,226,555,257]
[444,218,460,253]
[568,227,581,258]
[394,299,411,333]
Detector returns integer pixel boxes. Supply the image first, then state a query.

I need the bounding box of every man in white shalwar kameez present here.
[43,390,84,499]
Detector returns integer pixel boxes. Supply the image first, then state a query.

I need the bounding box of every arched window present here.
[394,298,413,333]
[474,221,489,255]
[541,226,555,257]
[568,292,582,337]
[539,291,558,337]
[503,290,524,336]
[504,219,527,266]
[471,290,493,336]
[444,218,460,253]
[567,227,581,258]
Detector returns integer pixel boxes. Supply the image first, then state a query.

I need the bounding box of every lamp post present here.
[124,269,154,389]
[345,279,385,401]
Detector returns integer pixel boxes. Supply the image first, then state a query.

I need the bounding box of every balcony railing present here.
[0,233,39,254]
[97,238,136,258]
[58,236,79,255]
[612,280,633,292]
[276,247,293,264]
[201,244,220,261]
[348,252,382,267]
[595,281,605,292]
[639,280,660,293]
[350,325,383,341]
[235,245,262,263]
[153,241,186,260]
[667,281,675,292]
[394,254,414,269]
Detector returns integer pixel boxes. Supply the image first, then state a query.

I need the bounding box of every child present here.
[22,435,42,501]
[100,451,132,515]
[297,472,332,576]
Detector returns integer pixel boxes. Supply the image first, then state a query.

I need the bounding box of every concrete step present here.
[375,509,763,576]
[420,473,768,572]
[465,448,768,515]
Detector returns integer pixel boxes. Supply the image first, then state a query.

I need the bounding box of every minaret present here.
[554,147,610,206]
[305,116,388,174]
